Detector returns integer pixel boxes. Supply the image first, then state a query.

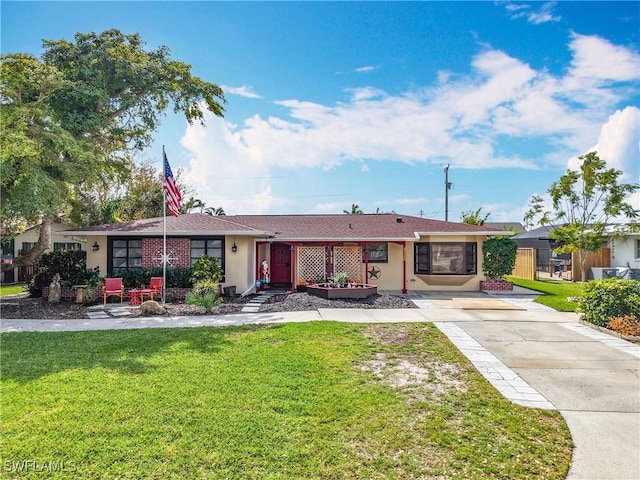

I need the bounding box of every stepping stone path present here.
[241,292,278,313]
[86,305,135,319]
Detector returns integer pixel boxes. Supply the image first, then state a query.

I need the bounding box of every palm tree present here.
[344,203,363,214]
[204,207,226,216]
[180,197,205,214]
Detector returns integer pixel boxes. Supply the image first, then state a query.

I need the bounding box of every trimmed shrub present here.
[111,267,193,288]
[579,279,640,327]
[191,255,223,284]
[482,236,518,280]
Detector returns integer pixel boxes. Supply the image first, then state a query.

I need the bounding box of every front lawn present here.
[1,322,572,479]
[506,275,583,312]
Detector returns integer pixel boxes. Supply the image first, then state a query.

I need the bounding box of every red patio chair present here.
[103,277,124,306]
[149,277,163,302]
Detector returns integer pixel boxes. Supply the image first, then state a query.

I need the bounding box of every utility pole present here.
[444,164,453,221]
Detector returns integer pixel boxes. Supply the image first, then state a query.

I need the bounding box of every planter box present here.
[296,285,308,293]
[306,284,377,299]
[480,280,514,291]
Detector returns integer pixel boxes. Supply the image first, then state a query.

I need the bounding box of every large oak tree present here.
[1,29,225,270]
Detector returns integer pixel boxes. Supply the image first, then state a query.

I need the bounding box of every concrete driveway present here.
[453,315,640,480]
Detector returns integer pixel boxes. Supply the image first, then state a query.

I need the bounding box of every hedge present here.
[579,279,640,327]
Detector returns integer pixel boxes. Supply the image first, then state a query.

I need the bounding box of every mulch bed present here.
[1,292,416,320]
[1,294,89,319]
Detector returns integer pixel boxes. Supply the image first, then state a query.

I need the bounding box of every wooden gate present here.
[571,248,610,281]
[512,248,535,280]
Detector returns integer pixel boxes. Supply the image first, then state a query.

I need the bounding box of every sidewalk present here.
[2,294,639,479]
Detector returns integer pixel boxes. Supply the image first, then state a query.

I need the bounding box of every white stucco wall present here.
[610,234,640,268]
[222,236,254,292]
[13,223,83,251]
[85,235,108,274]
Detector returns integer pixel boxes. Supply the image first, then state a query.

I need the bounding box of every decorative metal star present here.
[368,266,381,280]
[152,249,179,267]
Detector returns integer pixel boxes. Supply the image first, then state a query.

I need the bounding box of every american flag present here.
[163,152,182,217]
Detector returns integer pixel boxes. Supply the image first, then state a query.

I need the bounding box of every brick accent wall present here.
[479,280,514,291]
[142,238,191,268]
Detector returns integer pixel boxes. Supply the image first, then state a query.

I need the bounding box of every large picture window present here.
[414,242,477,275]
[111,239,142,271]
[364,243,388,263]
[191,238,224,267]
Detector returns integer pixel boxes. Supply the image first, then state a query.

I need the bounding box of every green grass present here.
[506,275,584,312]
[1,322,572,479]
[0,284,26,296]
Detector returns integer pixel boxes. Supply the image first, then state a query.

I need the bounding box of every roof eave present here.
[269,236,418,243]
[416,230,512,236]
[57,230,271,237]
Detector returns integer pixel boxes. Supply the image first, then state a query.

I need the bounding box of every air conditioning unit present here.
[628,269,640,281]
[589,267,619,280]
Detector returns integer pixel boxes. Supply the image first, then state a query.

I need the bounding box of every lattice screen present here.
[296,246,327,283]
[333,246,363,281]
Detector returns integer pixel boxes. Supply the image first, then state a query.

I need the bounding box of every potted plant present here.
[296,279,308,293]
[333,272,349,287]
[480,237,518,291]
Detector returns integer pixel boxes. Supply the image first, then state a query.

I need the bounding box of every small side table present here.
[129,289,140,306]
[139,289,154,302]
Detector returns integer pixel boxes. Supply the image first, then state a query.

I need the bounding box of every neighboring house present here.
[1,223,83,283]
[606,227,640,280]
[485,222,526,234]
[59,213,507,293]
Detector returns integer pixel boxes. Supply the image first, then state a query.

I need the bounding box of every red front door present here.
[270,243,291,285]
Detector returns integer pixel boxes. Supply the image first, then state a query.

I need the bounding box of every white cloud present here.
[353,65,379,73]
[503,2,561,24]
[568,33,640,83]
[527,2,561,25]
[180,118,277,214]
[221,85,261,99]
[567,106,640,183]
[182,33,639,215]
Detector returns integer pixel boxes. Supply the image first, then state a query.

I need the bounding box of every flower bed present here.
[306,284,377,300]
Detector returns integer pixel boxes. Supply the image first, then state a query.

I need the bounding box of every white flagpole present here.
[162,145,167,306]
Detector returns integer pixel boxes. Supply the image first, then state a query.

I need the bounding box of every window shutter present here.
[414,243,430,274]
[465,243,477,274]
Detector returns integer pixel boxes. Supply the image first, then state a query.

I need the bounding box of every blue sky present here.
[2,1,639,223]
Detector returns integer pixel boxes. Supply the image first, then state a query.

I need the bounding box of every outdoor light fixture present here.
[91,241,100,252]
[231,243,238,253]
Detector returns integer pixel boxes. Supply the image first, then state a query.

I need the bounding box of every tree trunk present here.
[0,216,55,272]
[578,249,588,283]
